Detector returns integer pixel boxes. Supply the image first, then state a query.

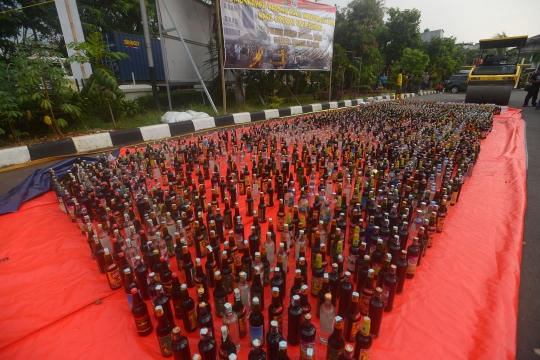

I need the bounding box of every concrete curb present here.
[0,92,436,168]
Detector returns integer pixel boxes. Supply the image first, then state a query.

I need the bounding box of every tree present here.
[68,32,129,128]
[422,37,459,81]
[380,8,422,67]
[393,47,429,77]
[0,0,62,61]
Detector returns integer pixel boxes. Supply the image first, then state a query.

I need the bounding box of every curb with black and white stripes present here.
[0,92,437,168]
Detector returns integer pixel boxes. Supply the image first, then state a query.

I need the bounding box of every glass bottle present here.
[353,316,372,360]
[396,250,408,294]
[194,258,209,296]
[123,268,138,309]
[198,327,217,360]
[221,251,234,293]
[153,284,175,326]
[248,339,266,360]
[130,287,153,336]
[181,246,195,288]
[171,326,191,360]
[238,272,251,313]
[343,292,361,343]
[249,297,265,346]
[251,266,265,309]
[326,316,345,360]
[213,271,228,317]
[317,273,330,318]
[338,345,354,360]
[218,326,237,359]
[278,341,290,360]
[359,269,375,315]
[328,263,340,306]
[205,246,218,288]
[337,271,353,318]
[104,247,123,290]
[134,256,150,300]
[406,237,420,279]
[266,320,282,360]
[267,287,284,333]
[241,241,253,281]
[179,283,198,333]
[264,231,275,266]
[222,304,240,351]
[232,288,248,339]
[287,294,302,345]
[319,293,335,345]
[261,247,271,287]
[368,287,385,338]
[155,305,174,357]
[383,265,399,312]
[300,313,316,360]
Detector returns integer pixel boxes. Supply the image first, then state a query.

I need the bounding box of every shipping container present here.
[103,32,166,83]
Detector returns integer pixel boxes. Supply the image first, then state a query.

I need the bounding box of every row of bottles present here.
[50,101,495,359]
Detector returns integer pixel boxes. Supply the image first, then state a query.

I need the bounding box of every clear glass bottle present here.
[319,293,335,345]
[264,231,275,266]
[222,303,241,351]
[238,272,251,314]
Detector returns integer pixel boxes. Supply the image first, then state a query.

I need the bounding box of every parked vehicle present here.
[444,75,469,93]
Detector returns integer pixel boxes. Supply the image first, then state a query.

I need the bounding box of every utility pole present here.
[140,0,160,111]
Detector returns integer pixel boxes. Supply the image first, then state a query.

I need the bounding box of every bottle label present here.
[237,314,248,338]
[166,241,175,257]
[215,296,227,317]
[360,348,371,360]
[107,268,123,289]
[359,293,371,315]
[188,308,198,329]
[157,332,173,356]
[347,253,359,272]
[371,261,382,275]
[326,344,344,360]
[382,284,390,305]
[172,299,182,315]
[407,255,418,275]
[126,293,133,309]
[222,273,233,292]
[350,319,361,339]
[249,324,264,343]
[133,313,151,334]
[273,310,283,333]
[437,216,445,229]
[311,276,323,296]
[162,280,172,294]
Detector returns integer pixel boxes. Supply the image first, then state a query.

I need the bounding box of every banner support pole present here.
[215,0,227,114]
[328,64,332,102]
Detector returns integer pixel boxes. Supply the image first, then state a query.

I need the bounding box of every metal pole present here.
[155,0,172,111]
[215,0,227,114]
[160,0,219,116]
[328,65,332,102]
[140,0,160,111]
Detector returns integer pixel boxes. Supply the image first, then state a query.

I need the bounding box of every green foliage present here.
[422,37,460,79]
[393,48,430,76]
[380,8,422,67]
[68,32,130,125]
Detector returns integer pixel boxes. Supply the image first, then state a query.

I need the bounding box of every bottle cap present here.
[224,303,232,312]
[228,355,237,360]
[252,339,261,348]
[325,293,332,301]
[252,297,260,305]
[279,341,287,350]
[155,305,164,315]
[124,268,131,274]
[200,328,208,337]
[306,348,314,359]
[173,326,180,335]
[130,287,138,295]
[304,313,311,320]
[292,295,300,302]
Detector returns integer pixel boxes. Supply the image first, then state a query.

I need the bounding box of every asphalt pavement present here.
[0,90,538,359]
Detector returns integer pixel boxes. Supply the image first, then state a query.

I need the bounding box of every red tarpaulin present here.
[0,108,526,359]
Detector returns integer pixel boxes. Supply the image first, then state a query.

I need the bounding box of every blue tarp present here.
[0,149,121,215]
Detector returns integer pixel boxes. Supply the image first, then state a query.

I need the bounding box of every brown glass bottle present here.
[326,316,345,360]
[396,250,408,294]
[104,247,123,290]
[343,292,361,342]
[368,287,385,338]
[131,287,153,337]
[383,265,399,312]
[171,326,191,360]
[353,316,372,360]
[155,305,174,357]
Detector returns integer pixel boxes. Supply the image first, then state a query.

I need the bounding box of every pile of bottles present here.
[50,101,495,359]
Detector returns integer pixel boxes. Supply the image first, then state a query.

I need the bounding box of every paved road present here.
[0,90,538,359]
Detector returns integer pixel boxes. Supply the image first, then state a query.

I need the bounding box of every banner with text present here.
[220,0,336,71]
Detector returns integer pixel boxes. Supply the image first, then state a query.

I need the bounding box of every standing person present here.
[406,73,413,93]
[524,68,540,107]
[395,69,403,100]
[421,72,430,90]
[380,74,387,89]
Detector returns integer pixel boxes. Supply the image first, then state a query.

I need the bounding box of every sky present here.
[329,0,540,43]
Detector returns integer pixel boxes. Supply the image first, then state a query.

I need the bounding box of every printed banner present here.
[220,0,336,71]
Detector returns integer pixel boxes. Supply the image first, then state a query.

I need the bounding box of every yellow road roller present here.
[465,35,529,105]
